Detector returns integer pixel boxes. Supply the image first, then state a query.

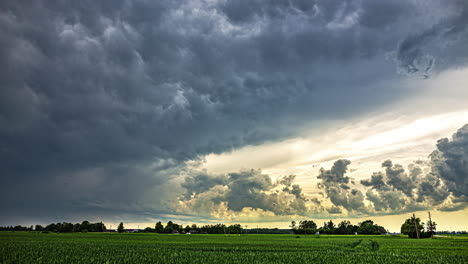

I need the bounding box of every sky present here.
[1,0,468,232]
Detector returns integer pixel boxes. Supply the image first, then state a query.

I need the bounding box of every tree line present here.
[137,221,244,234]
[0,213,451,238]
[0,221,106,233]
[290,219,387,235]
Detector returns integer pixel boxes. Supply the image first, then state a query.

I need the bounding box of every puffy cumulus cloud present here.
[317,160,368,215]
[1,0,468,222]
[180,170,315,218]
[357,124,468,215]
[430,124,468,201]
[381,160,417,197]
[178,124,468,220]
[315,124,468,217]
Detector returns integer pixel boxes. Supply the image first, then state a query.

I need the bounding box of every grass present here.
[1,232,467,263]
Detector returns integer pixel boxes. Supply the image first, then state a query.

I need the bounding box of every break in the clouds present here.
[182,124,468,218]
[1,0,468,224]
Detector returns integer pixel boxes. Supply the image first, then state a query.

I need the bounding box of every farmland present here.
[1,232,467,264]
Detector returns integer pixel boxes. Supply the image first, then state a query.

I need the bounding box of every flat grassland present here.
[1,232,467,263]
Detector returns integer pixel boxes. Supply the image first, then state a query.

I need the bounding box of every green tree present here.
[426,220,437,236]
[164,221,174,233]
[337,220,357,234]
[401,216,424,238]
[289,221,296,230]
[117,222,124,233]
[357,220,386,235]
[155,221,164,233]
[299,220,317,230]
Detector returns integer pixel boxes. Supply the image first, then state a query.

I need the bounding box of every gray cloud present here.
[317,160,368,214]
[382,160,417,197]
[357,124,468,214]
[1,0,467,223]
[181,172,229,200]
[430,124,468,201]
[395,0,468,77]
[181,170,311,216]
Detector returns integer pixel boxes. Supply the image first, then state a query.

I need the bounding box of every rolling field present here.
[1,232,467,264]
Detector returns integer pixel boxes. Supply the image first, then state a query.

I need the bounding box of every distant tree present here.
[73,223,81,232]
[337,220,357,235]
[164,221,175,233]
[95,222,106,232]
[61,222,74,232]
[318,220,336,234]
[357,220,386,235]
[81,221,90,230]
[401,216,424,238]
[155,221,164,233]
[289,221,296,230]
[228,224,243,234]
[325,220,335,230]
[35,225,44,231]
[118,222,124,233]
[292,220,317,234]
[426,220,437,236]
[45,223,57,232]
[299,220,317,230]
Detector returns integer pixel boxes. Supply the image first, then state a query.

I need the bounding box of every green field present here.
[1,232,467,264]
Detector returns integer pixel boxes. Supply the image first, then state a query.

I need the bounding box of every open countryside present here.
[2,0,468,263]
[1,232,468,264]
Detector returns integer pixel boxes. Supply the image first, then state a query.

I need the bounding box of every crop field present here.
[1,232,467,264]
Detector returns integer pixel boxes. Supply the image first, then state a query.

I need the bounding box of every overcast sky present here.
[1,0,468,231]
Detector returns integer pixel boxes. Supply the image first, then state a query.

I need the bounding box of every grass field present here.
[1,232,467,264]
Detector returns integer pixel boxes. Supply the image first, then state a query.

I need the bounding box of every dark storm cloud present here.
[1,0,467,223]
[396,0,468,77]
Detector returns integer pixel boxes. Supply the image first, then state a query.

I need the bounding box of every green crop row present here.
[1,232,467,264]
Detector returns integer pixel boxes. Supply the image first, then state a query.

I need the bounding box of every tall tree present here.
[401,216,424,238]
[155,221,164,233]
[289,221,296,230]
[426,220,437,236]
[117,222,124,233]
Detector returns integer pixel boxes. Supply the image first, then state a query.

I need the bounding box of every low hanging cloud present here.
[180,170,312,217]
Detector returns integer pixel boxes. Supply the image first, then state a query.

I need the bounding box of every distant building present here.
[125,229,140,233]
